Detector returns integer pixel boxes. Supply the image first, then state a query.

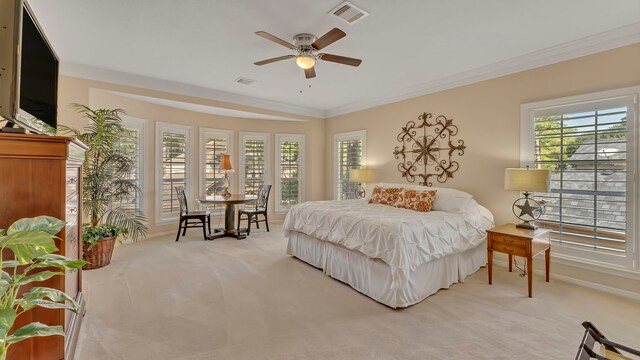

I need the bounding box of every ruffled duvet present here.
[283,199,494,289]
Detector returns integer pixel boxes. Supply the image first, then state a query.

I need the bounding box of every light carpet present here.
[74,223,640,360]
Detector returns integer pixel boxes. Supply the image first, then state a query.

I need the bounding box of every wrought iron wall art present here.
[393,112,466,186]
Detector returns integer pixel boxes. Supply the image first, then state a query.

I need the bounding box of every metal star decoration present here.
[393,112,466,186]
[515,198,538,219]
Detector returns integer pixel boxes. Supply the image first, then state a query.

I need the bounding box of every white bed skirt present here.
[286,231,487,308]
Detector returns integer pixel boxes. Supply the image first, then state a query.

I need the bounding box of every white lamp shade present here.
[349,168,373,183]
[504,168,550,192]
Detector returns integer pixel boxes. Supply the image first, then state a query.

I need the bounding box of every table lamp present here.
[504,166,550,230]
[349,168,373,198]
[219,153,234,198]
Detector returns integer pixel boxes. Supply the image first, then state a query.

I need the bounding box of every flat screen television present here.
[0,0,58,135]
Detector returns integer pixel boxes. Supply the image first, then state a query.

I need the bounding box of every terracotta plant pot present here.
[82,236,116,270]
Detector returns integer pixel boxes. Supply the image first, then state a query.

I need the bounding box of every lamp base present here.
[221,173,231,197]
[516,221,537,230]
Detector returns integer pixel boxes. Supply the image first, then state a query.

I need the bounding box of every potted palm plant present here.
[0,216,86,359]
[60,104,147,269]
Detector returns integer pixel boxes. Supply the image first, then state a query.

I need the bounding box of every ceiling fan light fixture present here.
[296,55,316,69]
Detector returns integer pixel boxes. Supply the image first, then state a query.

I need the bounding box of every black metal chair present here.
[576,321,640,360]
[237,184,271,236]
[175,186,211,241]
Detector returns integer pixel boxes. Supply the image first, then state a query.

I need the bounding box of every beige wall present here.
[58,44,640,296]
[325,44,640,296]
[58,76,325,237]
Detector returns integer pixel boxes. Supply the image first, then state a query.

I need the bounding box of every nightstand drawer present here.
[491,234,527,248]
[492,242,527,257]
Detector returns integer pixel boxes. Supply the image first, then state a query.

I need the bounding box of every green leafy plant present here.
[59,104,148,243]
[82,224,128,250]
[0,216,87,360]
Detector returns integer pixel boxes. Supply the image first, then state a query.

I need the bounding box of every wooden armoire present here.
[0,133,86,360]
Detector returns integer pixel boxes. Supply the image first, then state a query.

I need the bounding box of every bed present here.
[283,183,494,308]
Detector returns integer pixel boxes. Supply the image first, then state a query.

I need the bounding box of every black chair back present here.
[175,186,189,214]
[256,184,272,209]
[576,321,640,360]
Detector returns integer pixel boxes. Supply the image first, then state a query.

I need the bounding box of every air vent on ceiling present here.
[329,1,369,25]
[235,77,256,86]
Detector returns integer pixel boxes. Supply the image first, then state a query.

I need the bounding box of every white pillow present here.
[373,182,472,214]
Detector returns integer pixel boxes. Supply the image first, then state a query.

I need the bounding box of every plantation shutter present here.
[533,104,629,254]
[161,132,187,214]
[337,138,363,200]
[279,139,301,207]
[243,139,266,195]
[204,135,228,195]
[113,127,141,212]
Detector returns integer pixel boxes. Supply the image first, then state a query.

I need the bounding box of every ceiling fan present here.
[253,28,362,79]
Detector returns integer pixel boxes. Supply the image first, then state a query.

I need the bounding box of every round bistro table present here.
[198,194,257,240]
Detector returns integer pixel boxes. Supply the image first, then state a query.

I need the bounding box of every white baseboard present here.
[493,259,640,301]
[119,219,285,244]
[145,230,176,240]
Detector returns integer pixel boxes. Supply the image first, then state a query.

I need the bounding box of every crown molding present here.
[95,90,305,122]
[58,63,326,119]
[60,22,640,121]
[325,22,640,118]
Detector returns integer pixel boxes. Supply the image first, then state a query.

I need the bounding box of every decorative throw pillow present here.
[368,185,383,204]
[396,189,437,212]
[369,186,403,206]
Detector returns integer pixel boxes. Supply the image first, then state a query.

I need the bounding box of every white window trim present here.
[120,116,146,214]
[520,86,640,277]
[198,127,234,198]
[334,130,367,200]
[238,132,270,195]
[155,122,192,224]
[275,133,305,213]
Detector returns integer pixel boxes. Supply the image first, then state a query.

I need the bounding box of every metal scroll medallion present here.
[393,112,466,186]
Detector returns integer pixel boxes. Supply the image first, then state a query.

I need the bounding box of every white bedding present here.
[283,193,494,290]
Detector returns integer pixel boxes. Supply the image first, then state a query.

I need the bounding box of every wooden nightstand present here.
[487,223,551,297]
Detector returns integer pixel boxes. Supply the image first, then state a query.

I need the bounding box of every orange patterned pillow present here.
[396,189,437,212]
[368,186,383,204]
[369,186,403,206]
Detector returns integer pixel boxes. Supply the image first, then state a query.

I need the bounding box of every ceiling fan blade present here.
[255,31,296,50]
[254,55,295,66]
[318,53,362,67]
[304,67,316,79]
[311,28,346,50]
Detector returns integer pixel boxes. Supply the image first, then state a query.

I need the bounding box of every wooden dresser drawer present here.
[66,168,80,198]
[65,221,79,251]
[66,193,79,222]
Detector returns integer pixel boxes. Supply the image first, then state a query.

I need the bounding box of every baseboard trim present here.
[493,259,640,301]
[145,230,177,240]
[120,219,285,243]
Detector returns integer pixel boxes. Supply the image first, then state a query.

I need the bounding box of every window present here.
[239,132,269,195]
[275,134,304,212]
[199,128,232,196]
[521,88,638,272]
[113,117,145,213]
[334,130,366,200]
[156,123,191,222]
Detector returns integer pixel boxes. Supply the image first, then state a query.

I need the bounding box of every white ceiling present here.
[28,0,640,118]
